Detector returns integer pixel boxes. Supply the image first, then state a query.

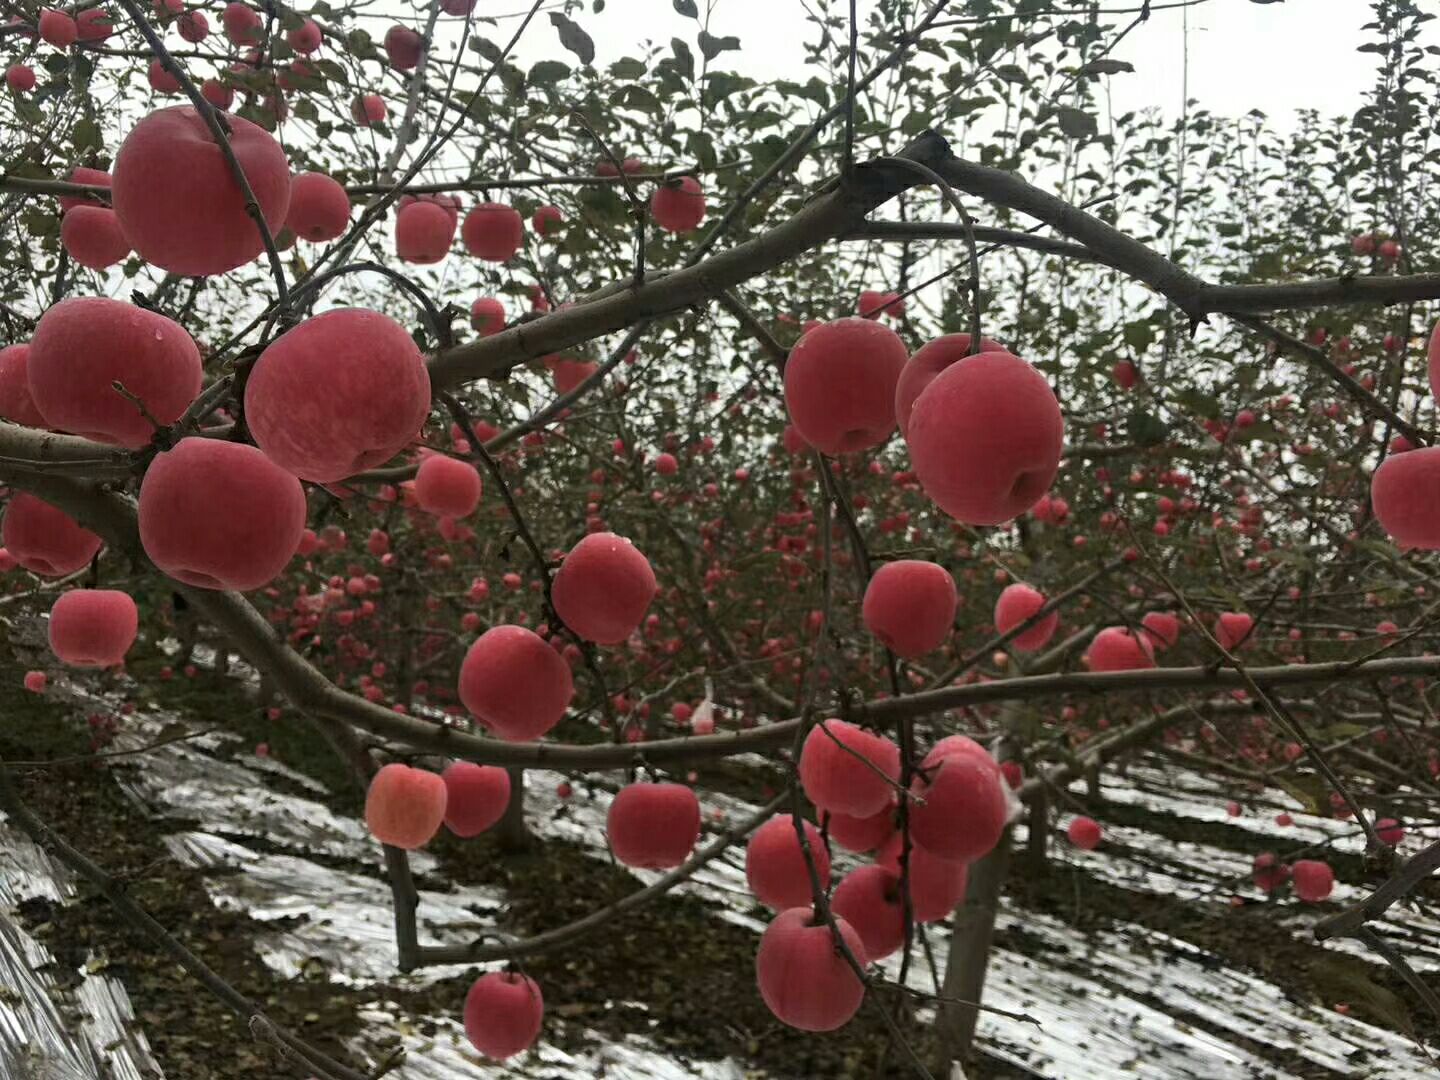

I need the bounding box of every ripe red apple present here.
[461,202,523,262]
[551,532,656,645]
[75,7,113,40]
[351,93,386,125]
[60,206,131,270]
[464,972,543,1059]
[783,318,908,454]
[607,782,700,868]
[1141,611,1181,650]
[1376,818,1404,846]
[1372,446,1440,549]
[395,201,456,263]
[384,24,423,69]
[906,350,1063,525]
[201,78,233,109]
[112,106,291,276]
[287,17,321,52]
[0,344,46,426]
[245,308,431,482]
[1,492,102,576]
[861,559,956,657]
[532,205,563,235]
[470,297,505,335]
[414,454,482,518]
[6,65,35,92]
[824,804,896,854]
[221,1,259,43]
[1112,360,1138,389]
[798,719,900,818]
[177,10,207,41]
[650,176,705,233]
[1084,626,1156,671]
[27,297,200,448]
[857,289,904,319]
[441,761,511,837]
[1255,852,1290,898]
[364,763,447,849]
[875,833,968,922]
[830,865,905,960]
[56,166,110,212]
[459,625,574,740]
[893,333,1007,438]
[745,814,830,910]
[755,907,866,1031]
[1214,612,1255,651]
[1067,816,1102,850]
[146,59,181,94]
[993,582,1059,652]
[285,173,350,242]
[654,451,678,476]
[139,438,307,590]
[909,744,1009,862]
[1291,859,1334,902]
[551,358,597,395]
[48,589,137,667]
[39,10,77,46]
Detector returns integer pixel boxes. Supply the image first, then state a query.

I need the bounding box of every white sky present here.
[495,0,1378,127]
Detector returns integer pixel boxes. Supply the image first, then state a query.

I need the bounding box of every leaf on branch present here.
[673,0,699,17]
[549,12,595,66]
[698,31,741,61]
[1056,106,1098,139]
[610,56,647,79]
[672,38,696,82]
[529,60,570,87]
[995,63,1029,84]
[1079,58,1135,76]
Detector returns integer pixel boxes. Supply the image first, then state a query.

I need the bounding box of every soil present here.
[4,651,1436,1079]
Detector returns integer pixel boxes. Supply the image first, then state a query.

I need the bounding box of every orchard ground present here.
[3,635,1436,1079]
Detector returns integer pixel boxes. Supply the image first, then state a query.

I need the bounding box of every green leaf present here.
[610,57,646,79]
[1056,106,1098,139]
[1122,319,1155,352]
[698,31,740,61]
[71,116,101,153]
[671,37,695,81]
[673,0,698,16]
[549,12,595,66]
[529,60,570,86]
[1079,58,1135,76]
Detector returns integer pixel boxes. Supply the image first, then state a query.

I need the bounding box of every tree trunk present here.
[493,767,533,852]
[1025,783,1048,874]
[1085,760,1102,801]
[932,828,1012,1073]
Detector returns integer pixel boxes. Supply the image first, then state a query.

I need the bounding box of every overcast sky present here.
[495,0,1379,126]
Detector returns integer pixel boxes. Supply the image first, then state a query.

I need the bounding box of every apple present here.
[459,625,574,740]
[463,972,543,1059]
[861,559,957,657]
[364,763,447,849]
[112,106,291,276]
[651,176,705,233]
[48,589,137,667]
[607,782,700,868]
[784,318,907,454]
[745,814,829,910]
[755,908,866,1031]
[245,308,432,482]
[551,532,656,645]
[905,350,1063,526]
[138,438,307,590]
